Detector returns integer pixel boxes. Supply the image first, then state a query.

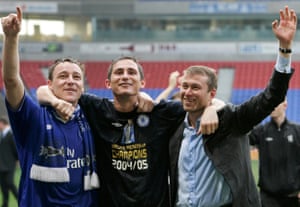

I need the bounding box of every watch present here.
[279,47,292,54]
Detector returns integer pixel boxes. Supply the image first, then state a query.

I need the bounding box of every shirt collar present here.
[184,112,201,131]
[53,105,81,123]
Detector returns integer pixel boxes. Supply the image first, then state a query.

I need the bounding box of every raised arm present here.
[1,7,24,109]
[273,6,297,58]
[155,71,180,102]
[229,6,296,133]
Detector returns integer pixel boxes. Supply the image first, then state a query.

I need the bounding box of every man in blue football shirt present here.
[1,7,99,207]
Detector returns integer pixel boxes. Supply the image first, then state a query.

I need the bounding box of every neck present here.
[114,96,138,112]
[273,115,285,128]
[187,110,203,129]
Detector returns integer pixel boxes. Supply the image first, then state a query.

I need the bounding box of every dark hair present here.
[48,57,85,80]
[183,65,218,91]
[107,56,144,80]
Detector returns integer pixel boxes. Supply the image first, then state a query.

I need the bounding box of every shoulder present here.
[287,120,300,130]
[154,99,183,111]
[79,93,112,108]
[80,93,102,103]
[6,94,42,121]
[153,100,185,117]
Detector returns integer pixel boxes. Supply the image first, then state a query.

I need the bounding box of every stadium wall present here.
[1,41,299,62]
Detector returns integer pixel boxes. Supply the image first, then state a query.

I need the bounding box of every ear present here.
[105,79,111,89]
[47,80,53,90]
[282,101,288,109]
[210,89,217,99]
[140,80,146,89]
[208,89,217,105]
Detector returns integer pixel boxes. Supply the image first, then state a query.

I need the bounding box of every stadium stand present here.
[20,61,48,88]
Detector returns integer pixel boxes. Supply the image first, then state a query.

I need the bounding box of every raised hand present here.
[272,6,297,48]
[1,7,22,37]
[168,71,180,89]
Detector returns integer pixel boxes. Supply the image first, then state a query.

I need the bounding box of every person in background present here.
[155,71,181,102]
[248,99,300,207]
[170,91,181,101]
[169,5,297,207]
[0,116,18,207]
[1,7,100,206]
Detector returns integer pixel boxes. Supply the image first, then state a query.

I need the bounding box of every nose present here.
[66,75,75,84]
[123,70,130,77]
[120,71,130,79]
[184,87,193,95]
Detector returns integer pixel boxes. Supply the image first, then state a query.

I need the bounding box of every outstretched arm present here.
[37,85,155,118]
[1,7,24,109]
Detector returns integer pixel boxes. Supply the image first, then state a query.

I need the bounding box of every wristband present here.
[279,47,292,54]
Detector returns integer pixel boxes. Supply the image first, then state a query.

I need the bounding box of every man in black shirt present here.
[248,99,300,207]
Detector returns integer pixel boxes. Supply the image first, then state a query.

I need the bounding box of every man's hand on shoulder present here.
[137,92,155,112]
[53,99,75,121]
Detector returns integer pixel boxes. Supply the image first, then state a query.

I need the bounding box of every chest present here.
[38,120,84,159]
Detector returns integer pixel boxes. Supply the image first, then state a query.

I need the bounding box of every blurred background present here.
[0,0,299,123]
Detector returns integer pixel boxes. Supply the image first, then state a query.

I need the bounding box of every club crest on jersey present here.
[137,114,149,127]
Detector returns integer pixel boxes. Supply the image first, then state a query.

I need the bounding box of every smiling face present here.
[180,66,217,114]
[48,61,84,106]
[105,58,145,97]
